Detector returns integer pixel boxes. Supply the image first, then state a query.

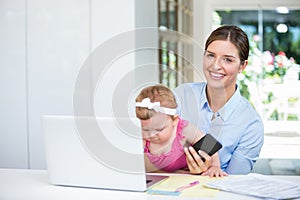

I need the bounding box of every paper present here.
[205,173,300,200]
[147,175,219,198]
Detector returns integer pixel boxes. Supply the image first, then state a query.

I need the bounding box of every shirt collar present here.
[218,85,242,121]
[201,84,242,121]
[200,83,209,109]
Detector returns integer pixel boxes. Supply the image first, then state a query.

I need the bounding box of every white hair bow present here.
[135,97,177,116]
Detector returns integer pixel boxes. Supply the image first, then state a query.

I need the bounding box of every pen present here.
[175,180,200,192]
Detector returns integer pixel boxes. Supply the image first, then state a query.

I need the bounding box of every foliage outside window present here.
[238,36,300,121]
[239,36,298,97]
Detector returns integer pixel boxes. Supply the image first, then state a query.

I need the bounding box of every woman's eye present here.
[207,53,214,58]
[156,128,163,132]
[224,57,233,63]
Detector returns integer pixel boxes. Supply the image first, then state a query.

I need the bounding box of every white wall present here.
[26,0,90,169]
[0,0,28,168]
[0,0,158,169]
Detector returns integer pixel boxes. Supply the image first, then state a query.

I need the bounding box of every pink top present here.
[144,118,188,172]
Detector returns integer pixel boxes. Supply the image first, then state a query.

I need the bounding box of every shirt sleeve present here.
[224,118,264,174]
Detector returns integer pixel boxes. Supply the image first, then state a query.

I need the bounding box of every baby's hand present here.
[201,165,228,178]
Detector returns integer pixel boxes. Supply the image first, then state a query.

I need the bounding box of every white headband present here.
[135,98,177,116]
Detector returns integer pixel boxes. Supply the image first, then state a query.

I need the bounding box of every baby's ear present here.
[172,114,179,126]
[172,114,179,121]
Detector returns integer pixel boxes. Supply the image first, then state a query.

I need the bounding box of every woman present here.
[174,25,264,175]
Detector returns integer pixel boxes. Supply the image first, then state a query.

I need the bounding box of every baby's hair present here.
[135,84,177,120]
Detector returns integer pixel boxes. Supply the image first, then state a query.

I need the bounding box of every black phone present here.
[191,134,222,161]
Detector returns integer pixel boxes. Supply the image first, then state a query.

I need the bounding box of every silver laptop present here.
[43,115,168,191]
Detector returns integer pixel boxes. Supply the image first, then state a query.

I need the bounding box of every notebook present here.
[42,115,168,191]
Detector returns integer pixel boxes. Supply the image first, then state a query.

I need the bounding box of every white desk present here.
[1,169,300,200]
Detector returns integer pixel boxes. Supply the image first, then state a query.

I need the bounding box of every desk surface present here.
[1,168,300,200]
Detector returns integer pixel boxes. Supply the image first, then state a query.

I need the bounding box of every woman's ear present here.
[239,60,248,73]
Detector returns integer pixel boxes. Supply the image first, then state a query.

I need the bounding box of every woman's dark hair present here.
[205,25,249,63]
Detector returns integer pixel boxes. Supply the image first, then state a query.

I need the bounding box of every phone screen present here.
[191,134,222,161]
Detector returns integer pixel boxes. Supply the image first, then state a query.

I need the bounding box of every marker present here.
[175,180,200,192]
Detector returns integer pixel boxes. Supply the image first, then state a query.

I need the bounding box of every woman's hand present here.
[201,165,228,177]
[184,146,228,177]
[184,146,211,174]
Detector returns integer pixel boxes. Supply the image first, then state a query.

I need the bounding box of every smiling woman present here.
[174,25,264,175]
[203,40,246,102]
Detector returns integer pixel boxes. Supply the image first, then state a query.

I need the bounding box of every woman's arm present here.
[225,120,264,174]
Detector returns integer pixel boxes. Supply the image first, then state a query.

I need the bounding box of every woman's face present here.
[140,112,176,145]
[203,40,247,91]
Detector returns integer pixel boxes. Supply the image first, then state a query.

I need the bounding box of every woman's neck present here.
[206,85,236,113]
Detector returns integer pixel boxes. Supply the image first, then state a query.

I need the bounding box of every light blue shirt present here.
[174,82,264,174]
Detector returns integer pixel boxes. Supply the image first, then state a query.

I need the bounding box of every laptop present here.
[42,115,168,192]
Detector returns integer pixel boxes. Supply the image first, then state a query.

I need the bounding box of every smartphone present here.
[191,134,222,161]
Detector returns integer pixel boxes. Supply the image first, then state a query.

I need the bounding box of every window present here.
[158,0,194,89]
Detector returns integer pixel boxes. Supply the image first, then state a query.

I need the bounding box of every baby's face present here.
[140,112,176,144]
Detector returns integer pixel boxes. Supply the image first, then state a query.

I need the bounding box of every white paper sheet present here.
[205,173,300,200]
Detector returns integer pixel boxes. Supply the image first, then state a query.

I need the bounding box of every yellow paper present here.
[148,175,221,198]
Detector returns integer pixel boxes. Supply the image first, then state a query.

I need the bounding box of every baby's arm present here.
[182,123,205,145]
[144,154,160,172]
[182,123,227,177]
[144,152,166,173]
